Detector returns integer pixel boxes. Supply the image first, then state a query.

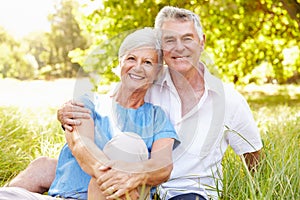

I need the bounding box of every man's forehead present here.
[161,28,195,38]
[161,20,195,36]
[162,29,181,36]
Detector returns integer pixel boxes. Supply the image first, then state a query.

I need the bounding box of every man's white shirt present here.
[145,64,263,199]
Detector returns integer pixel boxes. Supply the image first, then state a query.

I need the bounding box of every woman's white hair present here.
[118,27,163,66]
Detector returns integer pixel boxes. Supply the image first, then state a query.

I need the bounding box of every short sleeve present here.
[153,106,180,149]
[75,93,96,120]
[225,89,263,155]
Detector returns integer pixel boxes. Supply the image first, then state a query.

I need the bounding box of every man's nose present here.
[174,39,185,52]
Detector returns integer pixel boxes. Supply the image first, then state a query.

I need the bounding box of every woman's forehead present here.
[125,47,158,56]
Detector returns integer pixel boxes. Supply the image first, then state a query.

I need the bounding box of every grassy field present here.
[0,82,299,199]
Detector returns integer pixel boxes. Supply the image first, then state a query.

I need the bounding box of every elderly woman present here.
[1,28,179,200]
[48,27,179,200]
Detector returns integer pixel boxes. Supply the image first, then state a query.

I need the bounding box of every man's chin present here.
[168,62,193,71]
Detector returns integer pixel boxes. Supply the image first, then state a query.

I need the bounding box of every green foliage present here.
[201,0,300,84]
[0,27,35,79]
[46,0,88,78]
[0,0,88,80]
[69,0,299,85]
[0,0,299,83]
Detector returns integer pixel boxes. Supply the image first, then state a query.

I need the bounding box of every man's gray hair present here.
[154,6,204,41]
[118,27,163,67]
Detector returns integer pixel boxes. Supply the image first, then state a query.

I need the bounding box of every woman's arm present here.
[141,138,174,184]
[97,138,175,199]
[65,117,110,178]
[66,117,141,199]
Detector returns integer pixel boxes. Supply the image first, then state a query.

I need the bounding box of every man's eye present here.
[166,39,175,43]
[164,38,175,43]
[145,61,152,65]
[183,37,193,41]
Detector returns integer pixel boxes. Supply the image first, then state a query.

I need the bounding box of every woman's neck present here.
[114,85,146,109]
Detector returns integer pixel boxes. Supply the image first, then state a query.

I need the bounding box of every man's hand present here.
[243,150,261,172]
[57,100,91,132]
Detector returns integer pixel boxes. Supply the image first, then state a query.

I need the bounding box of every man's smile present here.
[171,55,190,61]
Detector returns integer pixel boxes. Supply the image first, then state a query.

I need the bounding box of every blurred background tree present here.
[0,27,34,79]
[0,0,299,85]
[46,0,88,78]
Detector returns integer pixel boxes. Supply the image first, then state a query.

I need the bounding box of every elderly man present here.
[8,6,262,200]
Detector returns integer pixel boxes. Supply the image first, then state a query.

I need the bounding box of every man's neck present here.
[170,63,205,116]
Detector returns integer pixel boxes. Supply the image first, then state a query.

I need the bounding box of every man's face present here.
[161,20,204,76]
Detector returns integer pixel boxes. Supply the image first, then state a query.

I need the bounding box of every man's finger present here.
[67,112,91,120]
[64,118,82,126]
[70,100,85,107]
[63,124,73,132]
[68,105,91,114]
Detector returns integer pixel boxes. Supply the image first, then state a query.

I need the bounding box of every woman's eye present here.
[126,56,136,62]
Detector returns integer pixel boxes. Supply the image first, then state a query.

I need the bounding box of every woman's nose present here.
[133,61,143,71]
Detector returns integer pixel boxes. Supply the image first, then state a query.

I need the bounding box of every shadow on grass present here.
[239,85,300,108]
[247,93,300,107]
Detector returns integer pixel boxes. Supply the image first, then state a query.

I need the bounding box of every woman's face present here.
[120,47,159,91]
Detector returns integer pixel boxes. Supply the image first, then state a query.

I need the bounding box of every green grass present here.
[0,84,299,199]
[0,106,65,186]
[222,84,300,200]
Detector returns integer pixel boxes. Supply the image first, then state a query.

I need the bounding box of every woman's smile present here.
[129,73,144,80]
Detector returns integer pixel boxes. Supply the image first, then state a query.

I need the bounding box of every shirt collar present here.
[156,62,223,96]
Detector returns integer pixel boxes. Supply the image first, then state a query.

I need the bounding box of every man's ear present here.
[200,34,206,51]
[202,34,206,43]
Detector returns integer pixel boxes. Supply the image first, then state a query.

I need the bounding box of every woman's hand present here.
[57,100,91,131]
[96,160,146,199]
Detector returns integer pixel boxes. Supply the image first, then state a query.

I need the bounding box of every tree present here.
[0,27,34,79]
[70,0,300,85]
[47,0,88,78]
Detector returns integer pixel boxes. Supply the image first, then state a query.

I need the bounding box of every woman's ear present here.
[153,63,163,83]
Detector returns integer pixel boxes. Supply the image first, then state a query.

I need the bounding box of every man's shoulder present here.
[222,83,243,97]
[222,83,250,113]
